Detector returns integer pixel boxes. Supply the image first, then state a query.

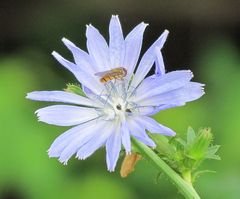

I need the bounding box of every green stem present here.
[182,170,192,185]
[132,138,201,199]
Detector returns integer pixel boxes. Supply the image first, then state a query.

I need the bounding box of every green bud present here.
[186,127,213,161]
[64,83,86,96]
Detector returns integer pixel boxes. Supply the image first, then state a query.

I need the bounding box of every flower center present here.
[95,79,138,120]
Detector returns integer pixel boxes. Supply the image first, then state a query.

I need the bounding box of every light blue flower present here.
[27,15,204,171]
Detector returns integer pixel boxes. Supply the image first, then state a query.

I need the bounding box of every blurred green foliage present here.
[0,38,240,199]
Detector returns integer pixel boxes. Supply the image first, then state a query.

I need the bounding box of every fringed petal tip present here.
[168,131,176,137]
[178,69,194,79]
[186,70,194,78]
[47,149,69,165]
[200,83,206,88]
[61,37,69,43]
[161,29,169,41]
[194,82,205,95]
[141,22,149,28]
[86,24,95,31]
[47,148,60,158]
[159,29,169,41]
[111,14,119,19]
[75,154,87,160]
[154,29,169,49]
[26,91,47,101]
[47,152,54,158]
[59,158,68,165]
[25,92,32,99]
[150,142,156,148]
[26,91,41,101]
[151,146,156,150]
[34,110,47,123]
[163,29,169,34]
[143,139,156,148]
[61,37,76,48]
[34,110,41,119]
[51,51,58,57]
[107,167,115,172]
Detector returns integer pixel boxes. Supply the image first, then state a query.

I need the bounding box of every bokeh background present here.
[1,0,240,198]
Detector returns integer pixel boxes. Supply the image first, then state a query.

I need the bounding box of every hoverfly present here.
[95,67,127,83]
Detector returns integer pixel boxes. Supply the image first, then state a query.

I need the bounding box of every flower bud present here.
[187,128,213,160]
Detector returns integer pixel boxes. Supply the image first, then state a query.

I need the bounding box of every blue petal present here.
[109,15,125,67]
[130,30,169,88]
[155,47,165,76]
[48,119,100,159]
[26,91,97,107]
[142,104,185,116]
[82,86,96,99]
[106,123,122,172]
[123,22,148,79]
[137,106,157,115]
[127,118,156,147]
[52,51,78,74]
[121,121,131,154]
[86,24,111,71]
[136,116,176,136]
[57,120,107,164]
[133,70,193,101]
[62,38,96,74]
[52,51,103,94]
[76,121,114,160]
[137,82,205,107]
[35,105,100,126]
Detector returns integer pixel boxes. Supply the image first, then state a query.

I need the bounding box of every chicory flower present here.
[27,15,204,171]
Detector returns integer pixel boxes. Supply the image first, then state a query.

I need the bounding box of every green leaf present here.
[64,83,86,97]
[207,154,221,160]
[155,172,163,184]
[206,145,220,155]
[149,134,175,156]
[175,137,187,147]
[206,145,221,160]
[193,170,216,182]
[187,127,196,146]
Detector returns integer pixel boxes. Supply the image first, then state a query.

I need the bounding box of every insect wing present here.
[94,70,111,77]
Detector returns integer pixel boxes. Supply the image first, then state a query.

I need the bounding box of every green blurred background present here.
[0,0,240,198]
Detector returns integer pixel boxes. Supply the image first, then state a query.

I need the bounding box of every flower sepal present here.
[64,83,86,97]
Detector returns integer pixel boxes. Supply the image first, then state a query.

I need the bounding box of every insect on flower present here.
[26,15,205,172]
[95,67,127,83]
